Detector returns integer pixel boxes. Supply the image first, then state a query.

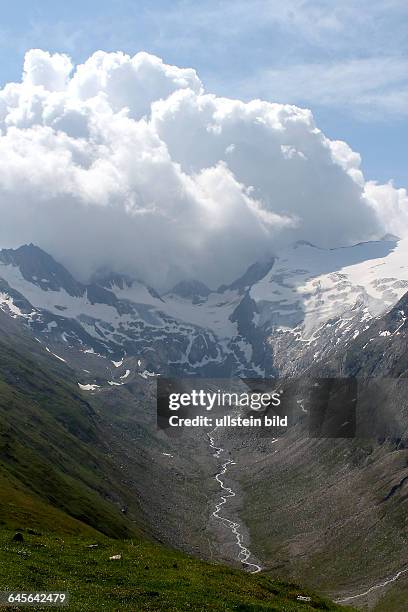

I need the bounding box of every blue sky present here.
[1,0,407,187]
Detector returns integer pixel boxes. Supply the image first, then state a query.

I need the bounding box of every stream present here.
[207,427,261,574]
[335,566,408,604]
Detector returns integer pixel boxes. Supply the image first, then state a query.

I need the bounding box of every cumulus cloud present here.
[0,49,403,289]
[23,49,73,91]
[364,181,408,238]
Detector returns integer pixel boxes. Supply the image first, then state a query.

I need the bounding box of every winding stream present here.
[207,427,261,574]
[335,566,408,604]
[206,425,408,598]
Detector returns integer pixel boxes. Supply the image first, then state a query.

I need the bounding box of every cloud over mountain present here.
[0,49,405,288]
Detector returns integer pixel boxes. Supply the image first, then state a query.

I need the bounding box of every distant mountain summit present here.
[0,244,83,296]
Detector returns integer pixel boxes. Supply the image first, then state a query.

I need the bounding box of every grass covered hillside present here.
[0,526,354,612]
[0,327,141,539]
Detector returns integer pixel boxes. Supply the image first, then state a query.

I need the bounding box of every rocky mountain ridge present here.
[1,236,408,384]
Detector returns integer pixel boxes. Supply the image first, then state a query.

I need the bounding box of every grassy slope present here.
[0,332,144,539]
[0,526,353,612]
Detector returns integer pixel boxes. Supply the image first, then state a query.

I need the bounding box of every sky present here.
[0,1,407,289]
[0,0,407,187]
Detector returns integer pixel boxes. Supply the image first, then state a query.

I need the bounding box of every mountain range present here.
[0,235,407,382]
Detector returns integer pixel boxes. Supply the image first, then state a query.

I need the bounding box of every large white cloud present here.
[0,49,403,289]
[364,180,408,238]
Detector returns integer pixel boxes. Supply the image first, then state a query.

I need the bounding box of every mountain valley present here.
[0,238,407,610]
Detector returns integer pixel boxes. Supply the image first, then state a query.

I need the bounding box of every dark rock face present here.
[0,279,34,315]
[168,279,211,300]
[230,291,275,376]
[219,259,274,293]
[86,284,118,307]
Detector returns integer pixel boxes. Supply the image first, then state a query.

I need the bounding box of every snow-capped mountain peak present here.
[0,244,84,296]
